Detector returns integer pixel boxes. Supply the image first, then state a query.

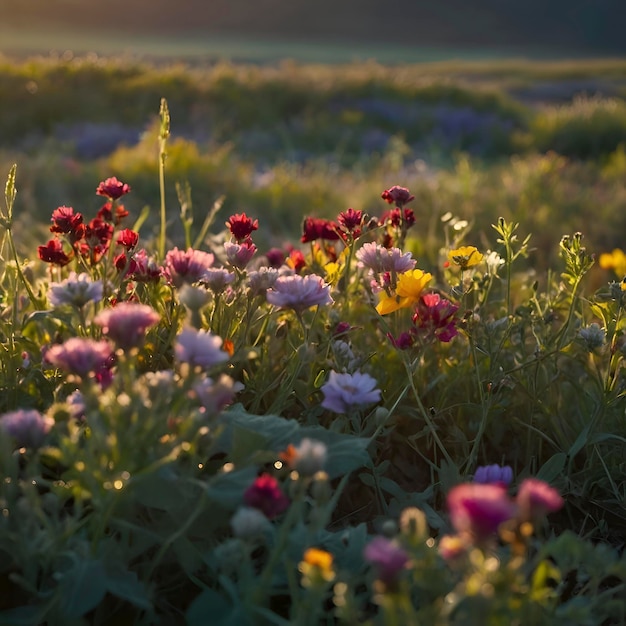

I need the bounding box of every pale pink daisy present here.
[163,247,215,288]
[94,302,160,349]
[45,337,113,375]
[175,328,229,368]
[266,274,333,312]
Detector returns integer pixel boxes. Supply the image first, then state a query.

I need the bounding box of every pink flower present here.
[364,537,409,586]
[117,249,162,283]
[96,176,131,200]
[447,483,517,542]
[381,185,414,207]
[225,213,258,241]
[320,370,381,414]
[224,240,257,269]
[163,247,215,288]
[45,338,113,375]
[516,478,564,522]
[266,274,333,312]
[356,242,416,274]
[412,293,459,342]
[94,302,160,349]
[200,268,236,292]
[193,374,244,414]
[243,474,289,519]
[175,328,229,368]
[0,409,54,448]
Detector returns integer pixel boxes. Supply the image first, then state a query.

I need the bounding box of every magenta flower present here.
[447,483,517,543]
[163,247,215,288]
[45,338,113,376]
[266,274,333,312]
[474,464,514,486]
[381,185,414,207]
[412,293,459,342]
[224,240,257,269]
[243,473,290,519]
[337,208,363,235]
[175,328,229,368]
[0,409,54,448]
[96,176,131,200]
[364,536,409,586]
[516,478,564,522]
[95,302,160,350]
[356,242,416,274]
[320,370,381,414]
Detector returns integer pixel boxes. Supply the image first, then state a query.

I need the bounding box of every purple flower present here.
[200,267,236,292]
[193,374,244,414]
[224,240,257,269]
[320,370,381,414]
[243,474,290,519]
[48,272,103,308]
[266,274,333,312]
[247,267,279,296]
[447,483,517,543]
[412,293,459,342]
[163,247,215,288]
[0,409,54,448]
[94,302,160,350]
[356,242,416,274]
[516,478,564,522]
[45,338,113,376]
[175,328,229,368]
[474,464,514,486]
[363,536,409,586]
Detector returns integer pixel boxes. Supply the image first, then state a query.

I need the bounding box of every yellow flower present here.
[448,246,484,270]
[599,249,626,278]
[299,548,335,586]
[376,269,432,315]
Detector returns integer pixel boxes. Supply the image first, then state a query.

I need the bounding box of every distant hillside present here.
[3,0,626,55]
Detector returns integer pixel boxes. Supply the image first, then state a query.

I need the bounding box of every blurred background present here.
[2,0,626,61]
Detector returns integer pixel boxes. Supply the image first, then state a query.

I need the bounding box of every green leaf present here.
[536,452,567,483]
[58,558,107,618]
[205,465,258,508]
[568,423,591,458]
[230,426,269,465]
[186,588,253,626]
[0,606,42,626]
[104,562,152,610]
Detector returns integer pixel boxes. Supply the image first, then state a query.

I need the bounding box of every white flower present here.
[48,272,103,308]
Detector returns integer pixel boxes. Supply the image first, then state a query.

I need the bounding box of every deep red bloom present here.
[381,186,414,207]
[243,474,289,519]
[117,228,139,250]
[96,177,131,200]
[333,321,352,336]
[287,248,306,274]
[226,213,259,241]
[301,217,340,243]
[97,201,129,225]
[38,239,72,266]
[387,331,415,350]
[116,249,161,283]
[412,293,459,342]
[50,206,84,241]
[80,218,114,263]
[381,207,416,229]
[337,208,363,235]
[265,248,286,268]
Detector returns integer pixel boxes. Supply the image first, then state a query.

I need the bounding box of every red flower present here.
[337,208,363,236]
[381,207,416,229]
[243,474,289,519]
[38,239,72,266]
[226,213,259,241]
[301,217,340,243]
[97,201,129,225]
[117,228,139,250]
[287,248,306,274]
[96,177,131,200]
[381,186,414,207]
[412,293,459,342]
[50,206,84,241]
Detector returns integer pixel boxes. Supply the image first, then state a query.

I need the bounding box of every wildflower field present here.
[1,55,626,625]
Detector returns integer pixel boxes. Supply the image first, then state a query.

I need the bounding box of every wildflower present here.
[265,247,286,268]
[50,206,84,240]
[95,302,160,350]
[578,323,606,352]
[280,438,327,476]
[116,228,139,250]
[438,534,467,561]
[38,239,72,266]
[199,267,236,293]
[473,464,514,486]
[286,248,306,273]
[226,212,258,241]
[399,507,428,543]
[117,249,161,283]
[65,390,86,422]
[96,201,129,224]
[45,337,113,376]
[301,217,340,243]
[320,370,381,414]
[230,506,271,539]
[48,272,103,308]
[81,218,114,263]
[333,321,353,336]
[96,176,131,200]
[363,536,409,587]
[163,247,215,288]
[376,269,432,315]
[412,292,459,342]
[484,250,505,276]
[0,409,54,448]
[381,207,416,229]
[178,284,212,312]
[337,207,363,236]
[224,240,257,269]
[247,267,279,296]
[193,374,244,413]
[175,328,229,368]
[447,483,517,543]
[299,548,335,587]
[243,473,289,519]
[356,242,416,274]
[266,274,333,312]
[448,246,484,270]
[516,478,564,523]
[381,185,414,207]
[387,331,414,350]
[599,248,626,279]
